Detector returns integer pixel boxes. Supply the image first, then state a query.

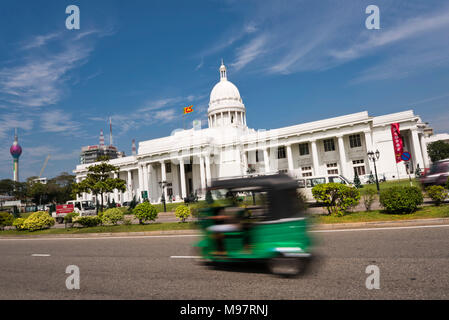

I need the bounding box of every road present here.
[0,225,448,299]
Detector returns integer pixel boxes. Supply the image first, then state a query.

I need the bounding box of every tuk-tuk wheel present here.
[268,257,304,277]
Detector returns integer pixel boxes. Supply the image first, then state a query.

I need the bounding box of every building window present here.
[256,150,263,162]
[352,159,366,175]
[277,146,286,159]
[349,134,362,148]
[323,139,335,152]
[165,162,171,173]
[326,162,338,175]
[278,169,288,174]
[301,166,313,177]
[299,143,309,156]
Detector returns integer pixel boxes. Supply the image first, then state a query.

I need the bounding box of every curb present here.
[1,218,449,239]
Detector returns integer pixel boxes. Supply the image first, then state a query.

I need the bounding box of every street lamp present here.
[367,150,380,192]
[158,180,167,212]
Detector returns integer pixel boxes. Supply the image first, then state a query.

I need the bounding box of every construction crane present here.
[39,155,50,178]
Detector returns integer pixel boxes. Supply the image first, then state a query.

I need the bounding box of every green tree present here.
[353,171,362,188]
[427,141,449,162]
[71,159,126,212]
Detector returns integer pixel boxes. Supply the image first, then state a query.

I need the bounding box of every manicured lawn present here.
[359,178,421,195]
[314,204,449,224]
[0,221,197,236]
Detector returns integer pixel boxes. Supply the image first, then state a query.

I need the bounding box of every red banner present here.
[391,123,403,163]
[56,204,74,215]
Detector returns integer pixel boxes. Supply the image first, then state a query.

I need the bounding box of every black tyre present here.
[268,256,307,277]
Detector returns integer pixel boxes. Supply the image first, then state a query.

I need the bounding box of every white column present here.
[199,156,206,191]
[263,148,270,173]
[205,154,212,186]
[127,170,133,201]
[311,140,320,176]
[411,129,424,169]
[142,164,149,196]
[179,158,187,199]
[113,172,119,203]
[146,164,152,201]
[240,112,243,125]
[228,111,231,124]
[138,165,143,200]
[337,135,349,178]
[420,134,430,168]
[286,144,294,172]
[160,161,168,200]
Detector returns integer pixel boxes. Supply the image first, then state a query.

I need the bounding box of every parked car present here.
[420,159,449,187]
[297,175,353,203]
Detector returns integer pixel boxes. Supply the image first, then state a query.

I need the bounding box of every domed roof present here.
[210,80,241,103]
[208,62,245,112]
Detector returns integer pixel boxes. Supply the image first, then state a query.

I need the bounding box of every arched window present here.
[231,116,234,123]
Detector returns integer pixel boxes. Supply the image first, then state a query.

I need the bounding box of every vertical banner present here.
[391,123,403,163]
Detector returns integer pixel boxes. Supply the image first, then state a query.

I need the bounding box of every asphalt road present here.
[0,225,448,299]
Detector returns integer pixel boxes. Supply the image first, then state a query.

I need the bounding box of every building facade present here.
[73,62,443,205]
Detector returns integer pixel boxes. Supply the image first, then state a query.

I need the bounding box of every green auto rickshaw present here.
[195,174,313,277]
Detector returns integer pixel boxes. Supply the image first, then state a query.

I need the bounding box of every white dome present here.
[207,61,247,129]
[210,80,242,104]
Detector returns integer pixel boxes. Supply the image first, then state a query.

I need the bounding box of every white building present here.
[73,62,445,204]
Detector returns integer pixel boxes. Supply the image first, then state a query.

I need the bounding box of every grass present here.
[314,204,449,224]
[359,178,421,195]
[0,221,197,236]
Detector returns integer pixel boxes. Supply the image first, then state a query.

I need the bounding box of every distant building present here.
[32,177,48,184]
[80,145,121,164]
[79,128,125,164]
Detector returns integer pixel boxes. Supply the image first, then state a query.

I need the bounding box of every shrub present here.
[379,186,423,214]
[74,216,102,227]
[362,189,377,211]
[175,205,191,222]
[22,211,55,231]
[353,171,362,189]
[133,202,158,224]
[13,218,26,230]
[312,183,361,216]
[426,185,448,206]
[123,216,133,225]
[0,212,14,230]
[63,212,79,227]
[101,208,124,225]
[446,177,449,191]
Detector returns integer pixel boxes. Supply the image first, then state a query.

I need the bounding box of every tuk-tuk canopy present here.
[209,174,305,221]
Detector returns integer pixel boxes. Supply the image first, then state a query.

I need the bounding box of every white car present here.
[297,175,353,203]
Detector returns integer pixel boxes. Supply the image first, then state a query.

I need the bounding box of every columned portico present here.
[142,164,149,196]
[364,130,375,174]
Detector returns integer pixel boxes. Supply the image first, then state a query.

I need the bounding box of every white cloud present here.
[231,35,267,71]
[40,109,82,135]
[0,113,33,140]
[21,32,61,50]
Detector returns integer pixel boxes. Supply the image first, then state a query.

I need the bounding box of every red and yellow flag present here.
[183,105,194,114]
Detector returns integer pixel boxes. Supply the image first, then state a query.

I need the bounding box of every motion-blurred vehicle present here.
[297,174,353,203]
[195,174,312,277]
[420,159,449,187]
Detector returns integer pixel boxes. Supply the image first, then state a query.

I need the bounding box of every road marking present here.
[1,224,449,241]
[170,256,201,259]
[31,254,51,257]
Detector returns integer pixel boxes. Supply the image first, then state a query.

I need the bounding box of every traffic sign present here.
[401,151,411,162]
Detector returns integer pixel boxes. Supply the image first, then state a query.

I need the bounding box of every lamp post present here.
[158,180,167,212]
[367,150,380,193]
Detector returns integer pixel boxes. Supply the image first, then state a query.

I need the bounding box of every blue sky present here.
[1,0,449,180]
